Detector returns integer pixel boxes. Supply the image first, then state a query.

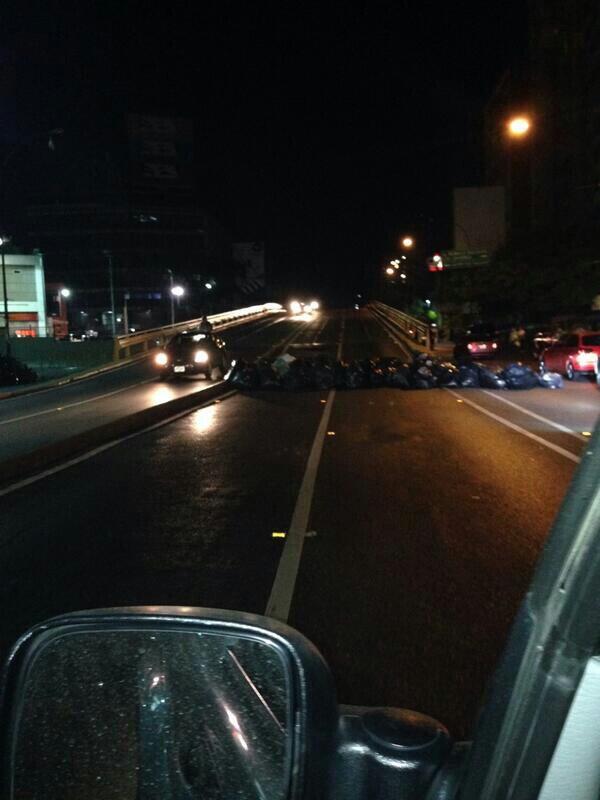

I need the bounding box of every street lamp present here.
[170,284,185,326]
[60,287,71,298]
[401,236,415,249]
[385,266,395,276]
[507,115,531,138]
[204,282,213,290]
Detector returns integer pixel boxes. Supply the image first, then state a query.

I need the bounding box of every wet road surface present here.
[0,309,597,737]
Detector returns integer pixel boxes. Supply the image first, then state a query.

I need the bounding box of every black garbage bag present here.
[432,361,460,387]
[365,359,387,388]
[256,358,280,389]
[539,371,564,390]
[344,360,368,389]
[0,356,38,387]
[281,359,314,390]
[413,352,436,370]
[314,357,335,390]
[413,365,436,389]
[501,363,540,390]
[228,360,259,390]
[458,365,480,388]
[478,366,507,390]
[386,367,411,389]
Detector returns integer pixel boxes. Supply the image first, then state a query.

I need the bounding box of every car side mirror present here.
[0,607,457,799]
[0,606,337,800]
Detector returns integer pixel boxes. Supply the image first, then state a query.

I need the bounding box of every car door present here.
[546,335,572,371]
[459,422,600,800]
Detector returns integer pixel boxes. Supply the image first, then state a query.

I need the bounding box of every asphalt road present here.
[0,309,597,738]
[0,313,304,462]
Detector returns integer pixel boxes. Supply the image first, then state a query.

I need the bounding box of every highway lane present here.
[0,313,306,463]
[0,309,595,740]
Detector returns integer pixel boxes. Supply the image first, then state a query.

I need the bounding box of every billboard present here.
[127,114,194,188]
[453,186,505,254]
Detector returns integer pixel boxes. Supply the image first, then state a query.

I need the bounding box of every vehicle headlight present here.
[290,300,302,314]
[155,352,168,366]
[310,300,319,310]
[194,349,209,364]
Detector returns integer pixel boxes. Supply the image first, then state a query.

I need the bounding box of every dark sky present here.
[4,1,527,293]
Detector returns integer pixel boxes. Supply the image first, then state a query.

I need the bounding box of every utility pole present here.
[104,251,117,336]
[168,269,175,326]
[1,237,11,357]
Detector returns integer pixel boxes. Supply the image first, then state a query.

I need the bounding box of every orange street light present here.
[507,115,531,138]
[401,236,414,249]
[385,267,395,275]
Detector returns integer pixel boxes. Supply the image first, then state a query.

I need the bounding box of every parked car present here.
[539,331,600,379]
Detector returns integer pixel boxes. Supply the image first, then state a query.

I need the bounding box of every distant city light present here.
[401,236,414,249]
[60,288,71,298]
[171,285,185,297]
[385,267,395,275]
[205,282,213,290]
[400,272,407,279]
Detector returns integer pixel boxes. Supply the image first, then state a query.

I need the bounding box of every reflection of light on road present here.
[151,385,178,404]
[290,312,315,322]
[191,404,217,434]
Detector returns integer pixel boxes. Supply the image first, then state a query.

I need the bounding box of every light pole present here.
[59,287,71,330]
[103,251,117,336]
[1,236,11,357]
[170,283,184,325]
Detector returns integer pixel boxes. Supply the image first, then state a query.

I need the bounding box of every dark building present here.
[17,114,233,332]
[486,2,600,257]
[528,0,600,253]
[484,68,532,248]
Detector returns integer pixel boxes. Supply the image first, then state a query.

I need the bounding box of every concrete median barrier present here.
[0,381,230,489]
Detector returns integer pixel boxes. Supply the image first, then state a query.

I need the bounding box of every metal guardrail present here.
[113,302,283,361]
[370,301,432,349]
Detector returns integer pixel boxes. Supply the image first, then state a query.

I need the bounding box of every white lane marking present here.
[480,390,586,441]
[265,388,336,621]
[0,387,236,498]
[445,388,581,464]
[0,378,156,427]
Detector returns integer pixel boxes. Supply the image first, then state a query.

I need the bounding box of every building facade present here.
[0,252,48,337]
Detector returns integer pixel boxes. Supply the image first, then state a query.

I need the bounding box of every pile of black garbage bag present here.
[228,353,564,392]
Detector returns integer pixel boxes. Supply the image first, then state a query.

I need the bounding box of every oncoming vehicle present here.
[288,299,320,315]
[154,330,230,381]
[539,331,600,380]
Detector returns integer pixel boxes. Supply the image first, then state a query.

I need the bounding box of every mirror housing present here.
[0,606,338,800]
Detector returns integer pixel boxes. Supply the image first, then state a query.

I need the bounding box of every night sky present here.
[4,1,527,295]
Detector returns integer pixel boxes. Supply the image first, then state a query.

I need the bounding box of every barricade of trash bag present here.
[538,371,564,390]
[227,352,561,393]
[499,363,540,390]
[228,360,259,390]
